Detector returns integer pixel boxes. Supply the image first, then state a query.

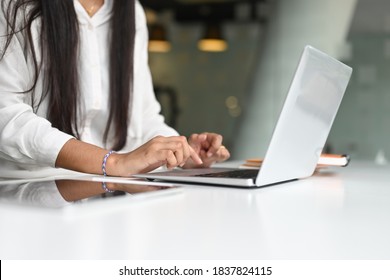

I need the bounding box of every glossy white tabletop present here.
[1,161,390,260]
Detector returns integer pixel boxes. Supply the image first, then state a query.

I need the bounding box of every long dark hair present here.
[0,0,135,151]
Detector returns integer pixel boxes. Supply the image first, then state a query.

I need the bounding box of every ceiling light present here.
[198,23,228,52]
[148,24,171,53]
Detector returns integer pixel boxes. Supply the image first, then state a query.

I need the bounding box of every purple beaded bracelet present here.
[102,150,115,193]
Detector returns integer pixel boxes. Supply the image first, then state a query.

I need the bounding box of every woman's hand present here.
[107,135,203,176]
[182,133,230,169]
[56,134,228,178]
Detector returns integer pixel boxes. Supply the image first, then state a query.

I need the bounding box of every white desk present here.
[1,161,390,260]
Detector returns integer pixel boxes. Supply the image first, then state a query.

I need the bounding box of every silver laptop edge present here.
[255,45,352,186]
[136,167,257,187]
[135,45,353,187]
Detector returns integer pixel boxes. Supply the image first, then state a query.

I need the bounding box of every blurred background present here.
[139,0,390,163]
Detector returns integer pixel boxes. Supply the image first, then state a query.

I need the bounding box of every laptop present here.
[135,45,353,187]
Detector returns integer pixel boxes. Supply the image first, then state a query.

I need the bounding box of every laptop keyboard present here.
[195,169,258,179]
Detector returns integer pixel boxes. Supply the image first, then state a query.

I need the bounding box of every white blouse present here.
[0,0,177,178]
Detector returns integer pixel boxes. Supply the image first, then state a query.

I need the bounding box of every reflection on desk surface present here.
[0,179,179,209]
[2,162,390,260]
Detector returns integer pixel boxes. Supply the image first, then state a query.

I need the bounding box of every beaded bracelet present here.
[102,150,115,193]
[101,181,114,193]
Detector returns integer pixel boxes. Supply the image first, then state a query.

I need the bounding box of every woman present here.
[0,0,230,180]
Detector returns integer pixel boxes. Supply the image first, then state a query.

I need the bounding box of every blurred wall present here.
[147,0,390,162]
[327,0,390,162]
[148,12,265,150]
[233,0,357,160]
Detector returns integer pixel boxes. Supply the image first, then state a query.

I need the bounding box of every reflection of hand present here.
[107,136,203,176]
[182,133,230,168]
[56,180,107,201]
[113,183,170,194]
[56,180,172,201]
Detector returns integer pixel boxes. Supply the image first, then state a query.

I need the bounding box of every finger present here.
[173,144,185,167]
[199,149,208,159]
[199,146,230,168]
[217,145,231,162]
[165,150,178,170]
[179,136,191,166]
[188,134,202,153]
[150,137,186,154]
[167,139,187,167]
[198,133,210,150]
[148,136,193,168]
[189,145,203,165]
[205,133,223,158]
[166,136,190,167]
[198,133,208,142]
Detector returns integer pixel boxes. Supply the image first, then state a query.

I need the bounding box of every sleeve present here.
[0,181,70,208]
[0,8,74,167]
[135,1,179,143]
